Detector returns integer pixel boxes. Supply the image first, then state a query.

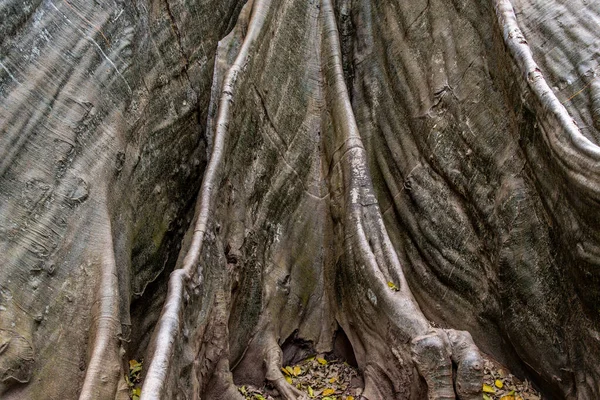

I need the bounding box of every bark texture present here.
[0,0,599,399]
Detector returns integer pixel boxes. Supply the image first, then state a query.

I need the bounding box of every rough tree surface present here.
[0,0,599,399]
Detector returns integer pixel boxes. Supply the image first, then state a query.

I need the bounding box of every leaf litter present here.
[481,356,543,400]
[237,353,543,400]
[238,355,360,400]
[126,359,143,400]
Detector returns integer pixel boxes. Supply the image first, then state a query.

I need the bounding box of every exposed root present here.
[447,329,483,400]
[411,329,483,400]
[494,0,600,180]
[79,200,125,400]
[265,344,309,400]
[320,0,483,398]
[411,330,455,400]
[141,0,273,398]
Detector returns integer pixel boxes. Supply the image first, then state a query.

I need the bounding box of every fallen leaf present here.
[387,281,399,291]
[254,395,266,400]
[285,376,293,384]
[329,376,337,383]
[308,386,314,397]
[293,366,301,376]
[239,386,247,395]
[346,397,354,400]
[317,358,327,365]
[286,366,294,376]
[483,395,493,400]
[500,396,515,400]
[495,379,504,389]
[483,383,496,394]
[323,388,335,396]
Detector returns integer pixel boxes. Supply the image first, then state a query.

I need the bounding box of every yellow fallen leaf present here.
[495,379,504,389]
[293,366,301,376]
[308,386,314,397]
[500,396,515,400]
[322,388,335,396]
[285,366,294,376]
[285,376,293,385]
[483,383,496,394]
[317,357,327,365]
[483,395,493,400]
[329,376,337,383]
[346,397,355,400]
[132,388,141,396]
[387,281,399,291]
[281,367,290,376]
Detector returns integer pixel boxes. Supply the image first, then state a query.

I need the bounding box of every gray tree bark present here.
[0,0,599,399]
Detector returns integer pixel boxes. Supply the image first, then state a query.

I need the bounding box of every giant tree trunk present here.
[1,0,599,399]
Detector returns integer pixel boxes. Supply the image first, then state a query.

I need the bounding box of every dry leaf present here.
[285,376,293,385]
[483,383,496,394]
[495,379,504,389]
[293,366,301,376]
[387,281,399,291]
[317,358,327,365]
[322,388,335,396]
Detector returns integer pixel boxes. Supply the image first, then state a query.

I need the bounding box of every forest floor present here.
[124,351,543,399]
[234,353,543,400]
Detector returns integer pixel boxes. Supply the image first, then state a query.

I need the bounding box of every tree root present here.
[4,0,600,397]
[140,0,486,398]
[141,0,272,398]
[412,329,482,400]
[321,0,483,398]
[79,200,126,400]
[264,343,309,400]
